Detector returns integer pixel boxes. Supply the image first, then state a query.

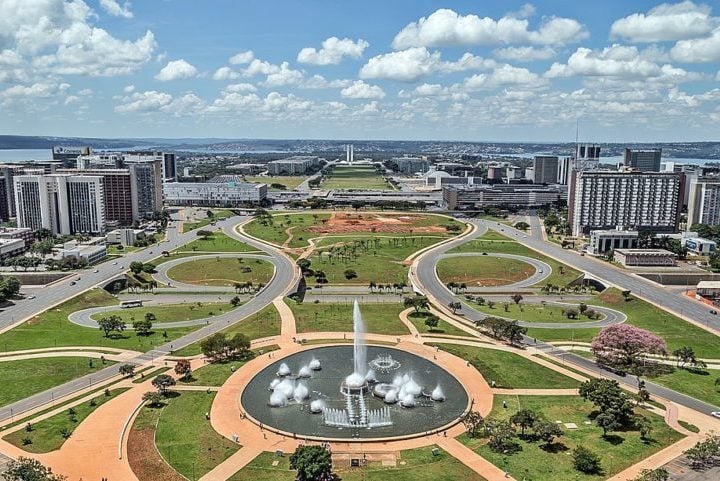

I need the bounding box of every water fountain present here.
[340,301,370,395]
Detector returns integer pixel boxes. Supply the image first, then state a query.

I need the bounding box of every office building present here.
[106,228,145,247]
[76,153,124,170]
[53,146,92,167]
[506,166,524,180]
[424,170,475,189]
[267,156,320,175]
[59,241,107,264]
[125,157,163,218]
[533,156,559,184]
[163,153,177,181]
[390,157,429,175]
[0,227,33,244]
[613,249,677,267]
[14,174,105,235]
[624,148,662,172]
[58,169,135,226]
[569,171,682,236]
[486,166,504,181]
[588,229,639,255]
[0,238,25,260]
[685,237,716,255]
[163,181,267,206]
[442,184,561,210]
[0,178,8,222]
[687,177,720,226]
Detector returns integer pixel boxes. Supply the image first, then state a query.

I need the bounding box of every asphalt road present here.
[412,219,720,415]
[0,214,298,422]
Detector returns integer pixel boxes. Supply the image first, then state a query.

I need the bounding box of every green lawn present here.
[470,300,604,324]
[154,391,240,479]
[0,289,202,352]
[290,301,409,335]
[229,446,487,481]
[459,395,684,481]
[0,357,115,408]
[180,233,259,253]
[244,212,331,248]
[179,346,280,386]
[244,176,308,190]
[449,233,582,287]
[91,302,235,324]
[429,343,580,388]
[172,304,282,356]
[437,256,534,287]
[646,367,720,408]
[407,311,475,337]
[181,209,235,233]
[3,388,129,452]
[107,245,140,256]
[321,166,392,190]
[310,235,445,285]
[166,256,274,287]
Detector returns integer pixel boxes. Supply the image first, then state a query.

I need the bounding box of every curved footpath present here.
[0,215,299,423]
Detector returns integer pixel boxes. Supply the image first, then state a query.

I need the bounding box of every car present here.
[112,261,118,265]
[28,295,36,300]
[69,281,76,286]
[712,412,720,419]
[93,269,99,273]
[711,310,718,315]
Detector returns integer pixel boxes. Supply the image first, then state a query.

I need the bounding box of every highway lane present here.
[0,216,299,422]
[412,218,720,415]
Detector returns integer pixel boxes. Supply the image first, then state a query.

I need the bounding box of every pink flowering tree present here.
[591,324,667,368]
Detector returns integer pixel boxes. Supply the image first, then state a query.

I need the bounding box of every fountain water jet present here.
[341,300,370,394]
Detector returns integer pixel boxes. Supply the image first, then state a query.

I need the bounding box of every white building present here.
[0,238,25,260]
[14,174,105,235]
[59,241,107,264]
[588,229,639,255]
[266,156,320,175]
[687,177,720,226]
[106,228,145,247]
[125,157,163,219]
[569,171,682,236]
[163,181,267,206]
[614,249,677,267]
[685,237,716,255]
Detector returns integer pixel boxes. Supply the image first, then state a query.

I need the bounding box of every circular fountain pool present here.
[240,345,469,440]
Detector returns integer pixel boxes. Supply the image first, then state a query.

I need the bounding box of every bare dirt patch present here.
[127,426,184,481]
[307,212,447,235]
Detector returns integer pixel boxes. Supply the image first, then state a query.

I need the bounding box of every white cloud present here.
[463,64,546,90]
[99,0,133,19]
[340,80,386,99]
[297,37,369,65]
[212,66,240,80]
[546,45,666,78]
[392,8,587,49]
[115,90,173,113]
[359,47,495,82]
[229,50,254,65]
[508,3,537,20]
[264,62,304,87]
[610,1,716,42]
[123,85,135,93]
[493,46,556,61]
[224,83,257,93]
[671,28,720,62]
[154,59,198,81]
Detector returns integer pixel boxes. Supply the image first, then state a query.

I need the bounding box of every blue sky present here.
[1,0,719,142]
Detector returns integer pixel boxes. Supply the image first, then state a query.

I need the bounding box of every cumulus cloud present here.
[229,50,254,65]
[547,45,667,78]
[115,90,173,112]
[100,0,133,18]
[360,47,495,82]
[493,46,556,61]
[610,1,716,42]
[224,83,257,93]
[392,8,587,49]
[297,37,369,65]
[264,62,305,87]
[212,66,240,80]
[155,59,198,81]
[463,64,546,90]
[671,28,720,62]
[340,80,385,99]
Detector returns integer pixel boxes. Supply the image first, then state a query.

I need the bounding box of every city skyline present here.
[1,1,719,142]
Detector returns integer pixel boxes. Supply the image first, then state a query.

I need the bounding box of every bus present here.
[120,300,143,309]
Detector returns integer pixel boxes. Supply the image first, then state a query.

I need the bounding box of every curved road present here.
[0,215,298,422]
[412,218,720,415]
[439,252,551,290]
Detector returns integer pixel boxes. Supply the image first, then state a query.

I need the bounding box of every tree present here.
[129,261,144,275]
[511,293,523,305]
[591,324,667,368]
[351,200,365,211]
[632,468,669,481]
[533,419,563,447]
[197,229,213,239]
[4,457,67,481]
[0,276,21,303]
[460,410,485,438]
[595,412,621,437]
[486,420,519,453]
[510,409,538,437]
[621,290,632,301]
[289,445,335,481]
[141,263,156,274]
[142,391,164,407]
[133,318,153,336]
[403,295,429,313]
[572,446,602,474]
[514,221,530,231]
[424,314,440,331]
[152,374,176,394]
[579,378,635,427]
[448,301,462,314]
[119,364,135,378]
[230,296,242,307]
[683,434,720,469]
[97,315,126,338]
[343,269,357,280]
[635,415,653,440]
[174,359,192,380]
[200,333,227,360]
[673,346,697,368]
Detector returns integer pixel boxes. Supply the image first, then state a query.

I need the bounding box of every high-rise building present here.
[163,180,267,206]
[52,146,92,167]
[58,169,135,226]
[14,174,105,235]
[569,170,682,236]
[163,153,177,181]
[687,177,720,227]
[533,156,559,184]
[624,148,662,172]
[0,178,8,222]
[76,153,124,169]
[125,157,163,218]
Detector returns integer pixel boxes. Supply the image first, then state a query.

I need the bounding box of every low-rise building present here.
[163,180,267,206]
[390,157,429,175]
[0,238,25,260]
[588,229,639,255]
[613,248,677,267]
[685,237,716,255]
[0,227,34,245]
[106,228,145,247]
[442,184,561,210]
[59,241,107,264]
[266,156,320,175]
[696,281,720,300]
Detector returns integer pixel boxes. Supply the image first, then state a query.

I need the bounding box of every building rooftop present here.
[614,249,677,256]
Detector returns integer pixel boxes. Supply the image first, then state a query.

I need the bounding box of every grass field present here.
[321,166,392,190]
[107,245,140,256]
[0,289,201,352]
[437,256,534,287]
[166,257,274,287]
[91,302,234,324]
[172,304,282,356]
[448,233,582,287]
[244,176,308,190]
[182,209,235,233]
[3,388,129,452]
[229,445,487,481]
[459,395,683,481]
[151,391,240,479]
[179,346,280,386]
[470,300,605,324]
[429,343,580,389]
[650,368,720,408]
[290,301,409,335]
[180,233,259,253]
[406,311,475,337]
[244,212,331,248]
[0,357,115,408]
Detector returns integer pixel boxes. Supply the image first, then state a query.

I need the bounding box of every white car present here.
[93,269,99,273]
[712,412,720,419]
